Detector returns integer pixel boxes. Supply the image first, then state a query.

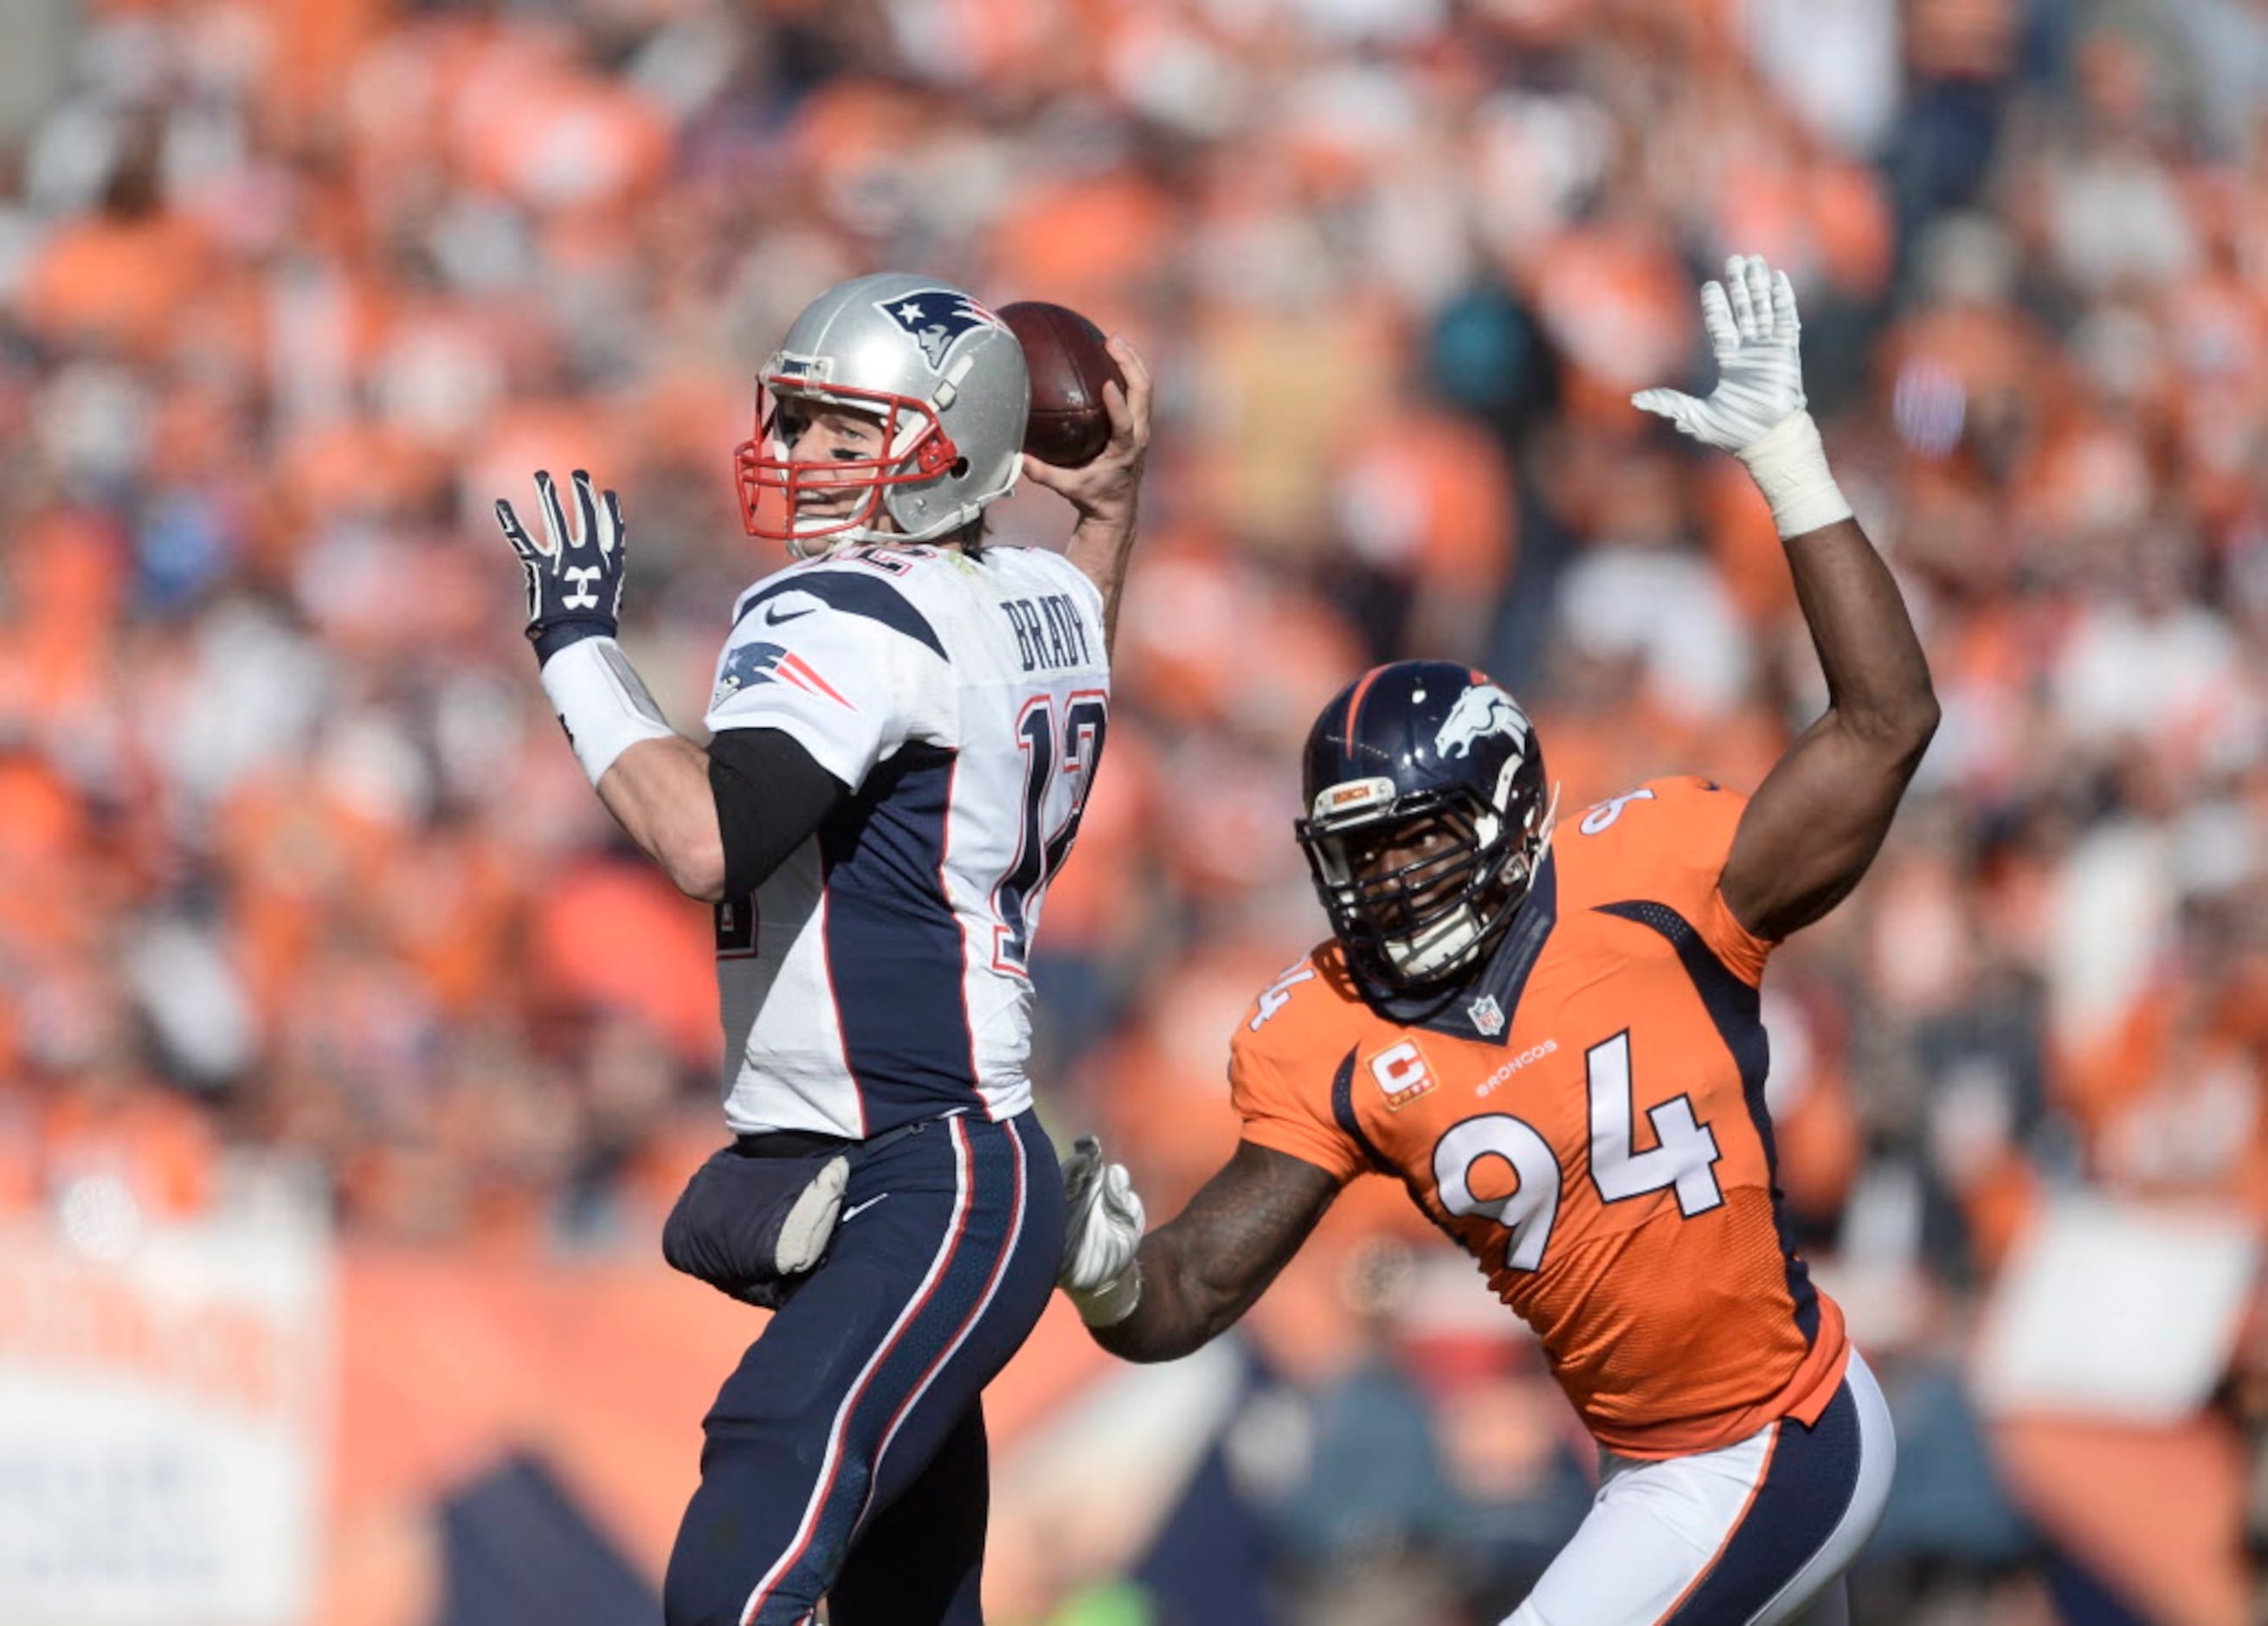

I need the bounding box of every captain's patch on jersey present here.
[712,640,856,710]
[1369,1039,1437,1112]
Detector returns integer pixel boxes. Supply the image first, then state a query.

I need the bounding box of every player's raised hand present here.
[1059,1134,1146,1325]
[1633,255,1807,455]
[495,469,628,664]
[1020,336,1152,524]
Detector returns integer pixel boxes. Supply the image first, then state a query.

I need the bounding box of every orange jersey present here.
[1231,778,1848,1458]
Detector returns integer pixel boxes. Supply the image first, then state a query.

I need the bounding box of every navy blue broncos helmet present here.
[1297,661,1555,992]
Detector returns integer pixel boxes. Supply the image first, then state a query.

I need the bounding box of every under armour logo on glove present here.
[496,469,629,665]
[562,566,604,610]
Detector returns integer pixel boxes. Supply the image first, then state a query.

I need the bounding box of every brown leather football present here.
[1001,300,1124,468]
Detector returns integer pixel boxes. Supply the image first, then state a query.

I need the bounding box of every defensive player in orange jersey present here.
[1055,256,1938,1625]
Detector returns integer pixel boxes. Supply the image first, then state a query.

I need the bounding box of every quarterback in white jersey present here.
[495,272,1150,1626]
[707,539,1110,1140]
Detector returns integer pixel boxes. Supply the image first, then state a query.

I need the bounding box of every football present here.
[1001,300,1124,468]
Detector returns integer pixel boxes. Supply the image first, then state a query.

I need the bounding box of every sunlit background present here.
[2,0,2265,1623]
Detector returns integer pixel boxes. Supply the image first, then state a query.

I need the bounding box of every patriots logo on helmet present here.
[876,290,1002,372]
[1434,683,1530,762]
[712,641,857,710]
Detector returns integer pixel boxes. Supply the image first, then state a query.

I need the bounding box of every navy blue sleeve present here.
[708,726,847,898]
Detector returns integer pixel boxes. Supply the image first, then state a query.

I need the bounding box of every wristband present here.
[531,616,615,666]
[1069,1264,1142,1328]
[1736,410,1853,540]
[538,636,677,786]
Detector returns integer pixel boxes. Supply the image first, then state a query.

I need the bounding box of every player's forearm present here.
[1088,1223,1246,1364]
[1084,1142,1336,1364]
[1782,513,1938,757]
[1064,503,1139,656]
[1032,335,1150,652]
[1733,405,1936,754]
[596,733,727,901]
[1719,498,1939,940]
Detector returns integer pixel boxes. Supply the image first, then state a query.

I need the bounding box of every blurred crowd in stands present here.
[2,0,2265,1620]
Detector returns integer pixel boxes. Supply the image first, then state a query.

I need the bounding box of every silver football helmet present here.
[734,273,1030,557]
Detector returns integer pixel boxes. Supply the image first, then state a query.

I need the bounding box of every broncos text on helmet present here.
[735,273,1031,558]
[1296,660,1556,993]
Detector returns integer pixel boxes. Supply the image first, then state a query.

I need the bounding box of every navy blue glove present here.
[495,468,627,664]
[662,1143,850,1310]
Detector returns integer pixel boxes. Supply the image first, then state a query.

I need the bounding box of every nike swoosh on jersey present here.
[838,1195,889,1224]
[764,601,816,626]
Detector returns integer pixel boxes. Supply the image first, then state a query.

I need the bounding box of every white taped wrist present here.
[538,636,677,787]
[1070,1265,1142,1328]
[1736,410,1852,539]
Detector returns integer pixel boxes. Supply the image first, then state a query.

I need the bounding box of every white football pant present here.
[1504,1349,1895,1626]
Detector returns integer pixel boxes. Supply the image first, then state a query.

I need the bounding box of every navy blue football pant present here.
[663,1109,1063,1626]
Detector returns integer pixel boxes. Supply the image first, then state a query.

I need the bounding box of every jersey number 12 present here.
[993,690,1108,972]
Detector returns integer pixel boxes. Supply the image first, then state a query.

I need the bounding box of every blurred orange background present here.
[1,0,2265,1621]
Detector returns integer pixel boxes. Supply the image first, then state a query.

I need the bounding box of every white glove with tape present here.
[1059,1135,1145,1327]
[1632,254,1853,540]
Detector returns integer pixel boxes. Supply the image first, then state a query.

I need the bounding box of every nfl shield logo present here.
[1467,995,1506,1038]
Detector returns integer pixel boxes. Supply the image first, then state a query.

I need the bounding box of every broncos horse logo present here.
[875,289,1002,372]
[1434,682,1530,761]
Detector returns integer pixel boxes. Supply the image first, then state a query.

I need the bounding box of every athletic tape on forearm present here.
[1737,410,1853,539]
[1070,1265,1142,1328]
[538,636,678,787]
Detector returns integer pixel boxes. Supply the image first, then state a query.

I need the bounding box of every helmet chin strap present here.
[785,518,890,559]
[1383,904,1486,982]
[784,487,896,559]
[786,479,988,558]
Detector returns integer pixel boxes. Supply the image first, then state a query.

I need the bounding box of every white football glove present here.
[1632,254,1852,539]
[1632,254,1807,452]
[1059,1134,1145,1327]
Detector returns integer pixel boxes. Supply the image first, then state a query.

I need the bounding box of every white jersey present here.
[703,542,1110,1139]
